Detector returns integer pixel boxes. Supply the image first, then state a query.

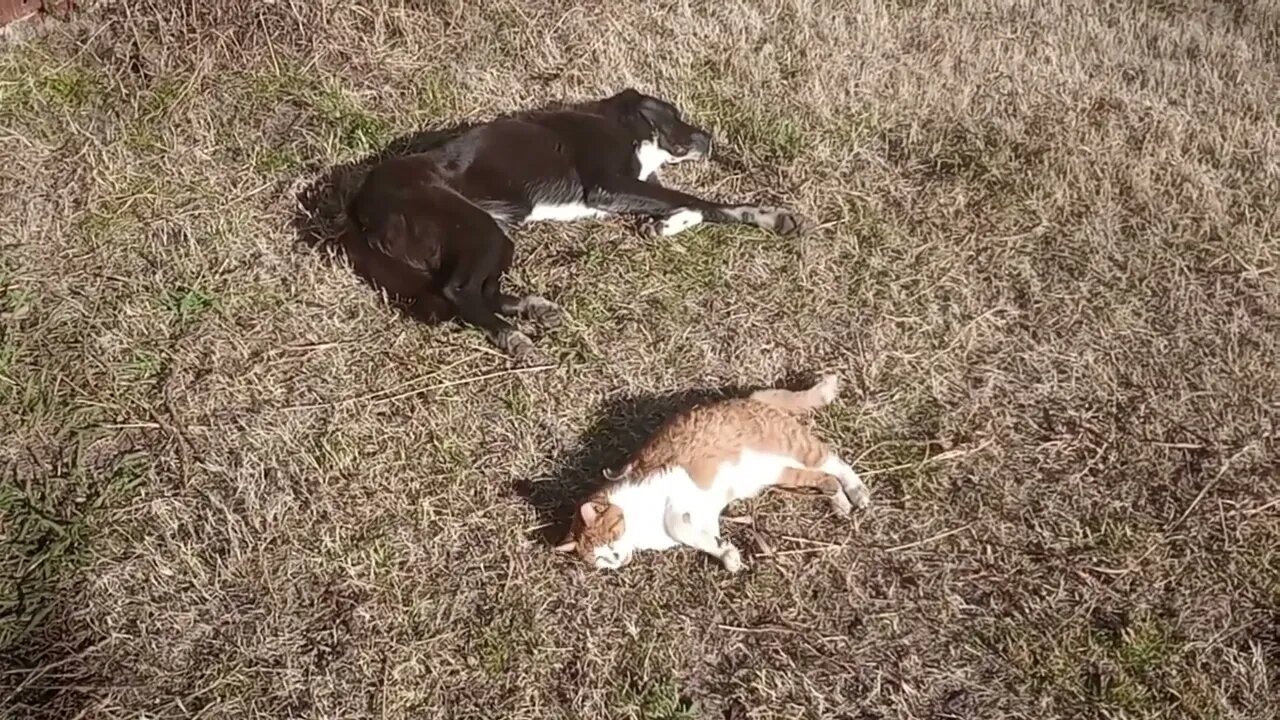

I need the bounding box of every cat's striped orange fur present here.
[557,374,869,571]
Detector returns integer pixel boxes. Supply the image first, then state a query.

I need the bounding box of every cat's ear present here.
[554,540,578,553]
[579,502,599,524]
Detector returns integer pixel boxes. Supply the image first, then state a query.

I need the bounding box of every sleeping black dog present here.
[350,88,808,358]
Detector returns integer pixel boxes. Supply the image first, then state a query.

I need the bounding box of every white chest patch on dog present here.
[635,139,673,180]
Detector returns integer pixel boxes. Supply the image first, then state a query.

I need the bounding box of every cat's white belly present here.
[610,452,801,554]
[713,449,804,502]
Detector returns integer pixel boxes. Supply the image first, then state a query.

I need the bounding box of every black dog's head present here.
[602,88,713,162]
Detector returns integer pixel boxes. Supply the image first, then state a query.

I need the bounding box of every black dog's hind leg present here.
[588,177,808,237]
[445,278,534,359]
[442,231,537,359]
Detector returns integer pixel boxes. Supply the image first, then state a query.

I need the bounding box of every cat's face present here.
[556,495,630,570]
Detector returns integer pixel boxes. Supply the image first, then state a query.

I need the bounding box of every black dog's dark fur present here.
[349,88,806,357]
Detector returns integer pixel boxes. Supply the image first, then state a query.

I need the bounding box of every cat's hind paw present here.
[720,545,744,573]
[830,491,854,516]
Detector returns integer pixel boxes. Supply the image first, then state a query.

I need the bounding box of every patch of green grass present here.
[880,119,1041,193]
[615,676,697,720]
[76,193,144,244]
[253,144,304,174]
[648,231,734,293]
[36,67,98,108]
[2,57,103,114]
[554,230,730,353]
[423,433,474,478]
[121,350,164,383]
[122,123,167,153]
[414,71,460,118]
[119,81,186,153]
[0,339,17,403]
[475,618,531,677]
[0,451,150,649]
[1,286,34,318]
[1086,515,1143,557]
[1010,610,1189,717]
[501,382,534,418]
[313,85,391,154]
[563,289,614,337]
[10,365,63,419]
[832,107,885,148]
[313,429,373,475]
[1082,615,1178,713]
[240,65,390,155]
[165,287,216,325]
[246,63,323,103]
[689,81,807,164]
[470,598,539,678]
[138,78,185,123]
[477,626,512,676]
[0,50,103,141]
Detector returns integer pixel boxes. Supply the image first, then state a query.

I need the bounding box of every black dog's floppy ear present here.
[610,88,642,107]
[606,89,656,136]
[637,96,670,126]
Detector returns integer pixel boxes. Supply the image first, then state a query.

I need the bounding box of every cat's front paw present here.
[844,481,871,511]
[720,545,744,573]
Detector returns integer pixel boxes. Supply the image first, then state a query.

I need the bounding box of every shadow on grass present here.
[289,123,476,322]
[516,372,824,546]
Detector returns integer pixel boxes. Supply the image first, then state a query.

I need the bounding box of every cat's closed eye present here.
[594,548,624,569]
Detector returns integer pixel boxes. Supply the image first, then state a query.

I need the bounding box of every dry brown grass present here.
[2,0,1278,717]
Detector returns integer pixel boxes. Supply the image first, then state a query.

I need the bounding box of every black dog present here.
[350,88,808,358]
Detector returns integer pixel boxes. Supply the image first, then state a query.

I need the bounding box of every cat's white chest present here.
[608,476,683,551]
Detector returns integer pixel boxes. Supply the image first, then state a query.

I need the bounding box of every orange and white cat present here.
[556,374,869,572]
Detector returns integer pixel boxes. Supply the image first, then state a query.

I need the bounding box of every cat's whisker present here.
[771,547,840,558]
[777,535,843,550]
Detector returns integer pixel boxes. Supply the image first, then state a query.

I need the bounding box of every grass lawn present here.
[1,1,1277,717]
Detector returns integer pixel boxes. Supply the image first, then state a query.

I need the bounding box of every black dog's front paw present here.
[496,329,539,361]
[522,296,565,329]
[637,216,664,238]
[773,211,809,236]
[758,206,812,236]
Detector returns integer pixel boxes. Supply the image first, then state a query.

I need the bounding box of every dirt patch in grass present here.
[2,0,1277,718]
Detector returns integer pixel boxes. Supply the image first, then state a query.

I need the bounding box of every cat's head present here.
[555,494,630,570]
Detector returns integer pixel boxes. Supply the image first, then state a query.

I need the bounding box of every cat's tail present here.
[750,374,840,413]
